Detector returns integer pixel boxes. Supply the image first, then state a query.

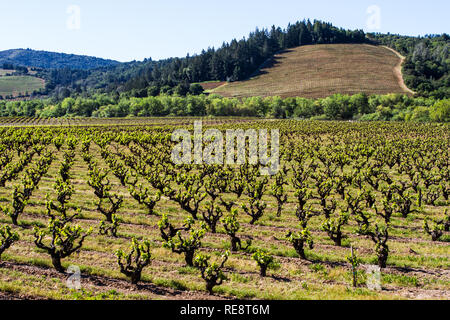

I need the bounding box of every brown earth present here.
[212,44,414,99]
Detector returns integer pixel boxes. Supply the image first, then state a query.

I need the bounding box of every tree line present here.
[369,33,449,99]
[7,20,449,103]
[35,20,368,98]
[1,93,447,122]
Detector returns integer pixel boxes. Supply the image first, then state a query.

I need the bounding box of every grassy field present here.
[0,75,44,97]
[0,119,448,300]
[212,44,412,99]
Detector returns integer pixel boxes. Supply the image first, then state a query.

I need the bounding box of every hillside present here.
[0,20,446,99]
[211,44,413,99]
[0,70,45,98]
[0,49,120,70]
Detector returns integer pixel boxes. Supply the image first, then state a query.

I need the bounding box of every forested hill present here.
[64,20,449,99]
[368,33,449,98]
[0,49,121,70]
[4,19,448,100]
[79,20,368,93]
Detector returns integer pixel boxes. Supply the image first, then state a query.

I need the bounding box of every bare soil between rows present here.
[0,261,232,300]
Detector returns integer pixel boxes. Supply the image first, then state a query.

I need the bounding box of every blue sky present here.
[0,0,448,62]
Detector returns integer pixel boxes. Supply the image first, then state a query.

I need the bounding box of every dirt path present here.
[382,46,415,95]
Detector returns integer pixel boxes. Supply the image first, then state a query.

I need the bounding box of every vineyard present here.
[211,44,411,99]
[0,119,448,300]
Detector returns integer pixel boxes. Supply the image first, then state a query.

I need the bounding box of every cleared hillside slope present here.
[211,44,413,99]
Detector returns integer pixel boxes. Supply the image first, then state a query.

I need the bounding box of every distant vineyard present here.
[0,116,260,127]
[212,44,412,99]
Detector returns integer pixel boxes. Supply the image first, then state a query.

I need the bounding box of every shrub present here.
[116,238,152,285]
[201,201,223,233]
[34,216,91,273]
[429,99,450,122]
[407,106,430,122]
[252,249,280,277]
[346,247,362,287]
[189,84,204,96]
[321,211,349,246]
[99,214,121,238]
[359,112,382,121]
[222,209,251,252]
[0,225,19,260]
[423,217,445,241]
[129,184,161,215]
[194,251,229,294]
[286,227,313,259]
[159,215,206,266]
[367,223,390,268]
